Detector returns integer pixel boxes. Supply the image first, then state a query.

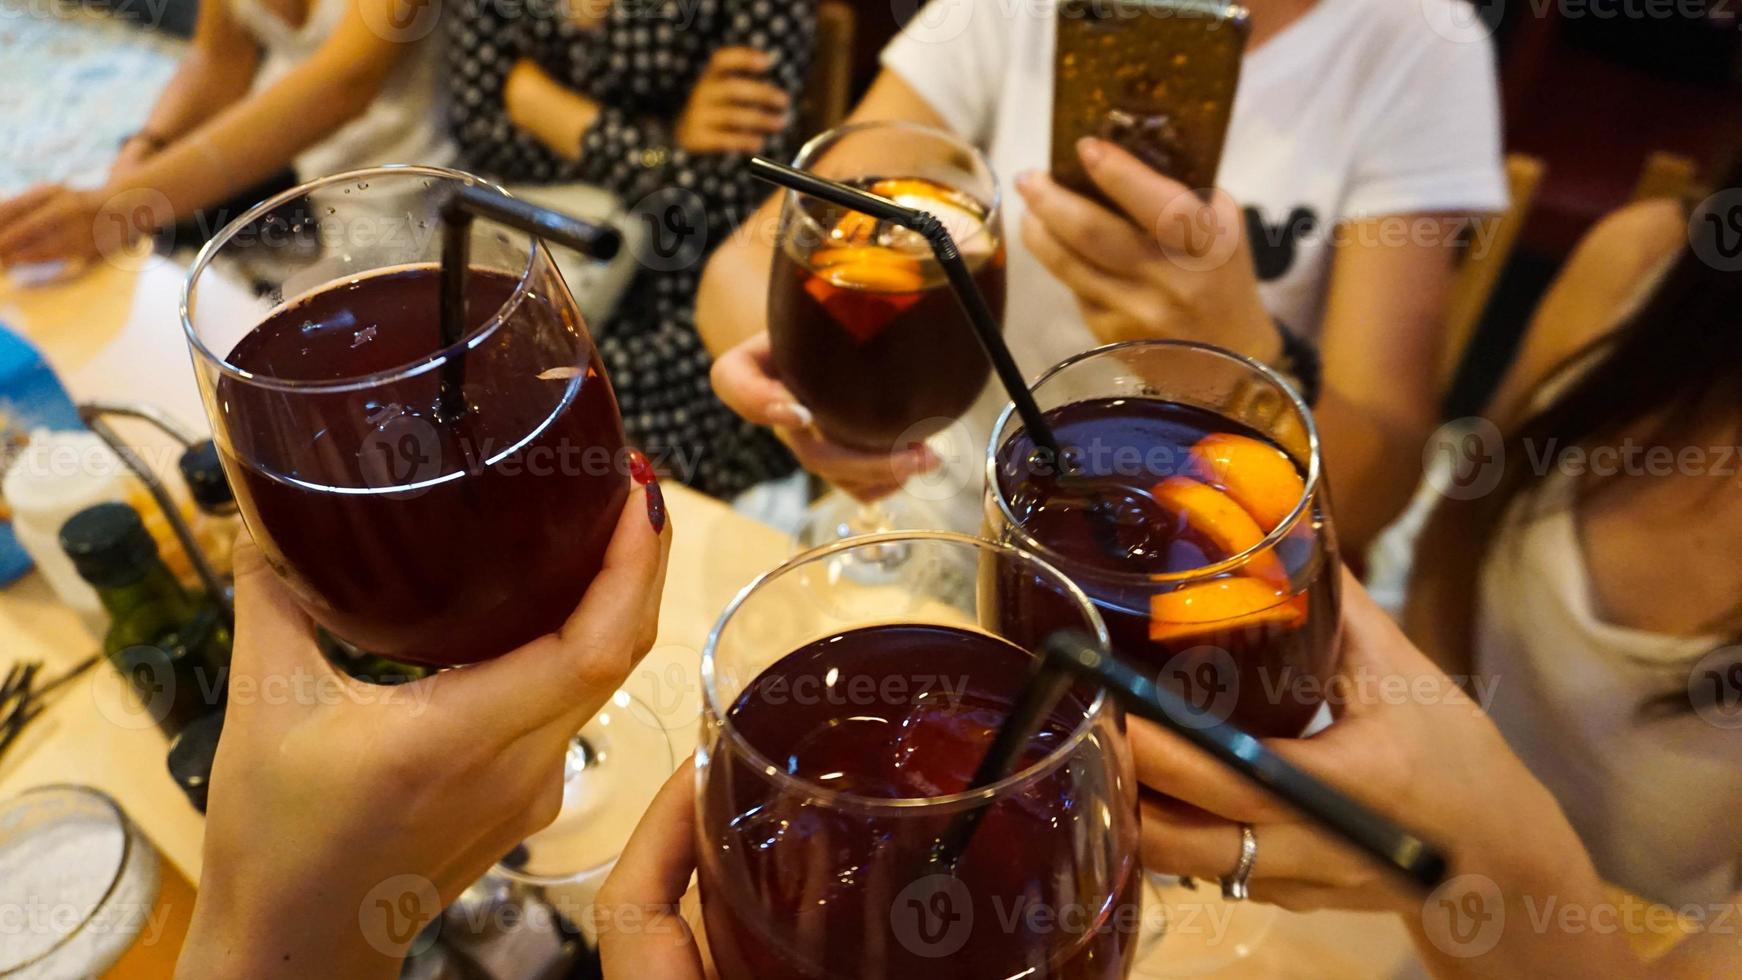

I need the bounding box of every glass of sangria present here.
[182,165,629,668]
[768,121,1005,554]
[182,166,651,865]
[984,339,1340,974]
[698,531,1141,979]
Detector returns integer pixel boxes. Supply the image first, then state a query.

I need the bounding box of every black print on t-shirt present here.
[1245,206,1318,282]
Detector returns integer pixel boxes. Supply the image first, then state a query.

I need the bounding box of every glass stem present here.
[846,499,896,538]
[567,735,597,776]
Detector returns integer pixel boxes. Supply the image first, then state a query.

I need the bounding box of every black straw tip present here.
[445,183,623,262]
[588,227,623,262]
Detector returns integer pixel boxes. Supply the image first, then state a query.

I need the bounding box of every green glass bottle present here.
[60,502,231,735]
[177,442,425,685]
[316,630,430,686]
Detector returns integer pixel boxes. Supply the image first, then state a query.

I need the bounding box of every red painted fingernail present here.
[626,450,664,531]
[628,449,655,486]
[645,480,666,533]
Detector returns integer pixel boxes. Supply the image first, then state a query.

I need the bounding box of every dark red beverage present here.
[215,265,629,666]
[699,623,1140,979]
[769,177,1005,452]
[994,398,1339,737]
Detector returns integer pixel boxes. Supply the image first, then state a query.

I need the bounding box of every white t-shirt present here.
[880,0,1507,525]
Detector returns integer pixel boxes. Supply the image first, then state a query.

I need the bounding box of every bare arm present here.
[693,68,949,355]
[1312,215,1461,556]
[105,0,419,222]
[1407,883,1739,980]
[1402,200,1686,672]
[1655,889,1742,977]
[504,58,600,164]
[1482,200,1685,431]
[135,0,261,148]
[108,0,259,182]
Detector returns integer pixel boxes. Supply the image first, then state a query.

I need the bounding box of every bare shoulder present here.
[1538,199,1686,350]
[1565,199,1686,289]
[1484,200,1685,424]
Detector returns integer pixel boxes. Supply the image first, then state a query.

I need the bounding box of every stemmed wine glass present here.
[698,531,1141,979]
[182,164,630,667]
[983,340,1341,975]
[181,164,653,885]
[768,121,1005,558]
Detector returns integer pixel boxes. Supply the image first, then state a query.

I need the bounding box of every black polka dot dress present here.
[446,0,812,499]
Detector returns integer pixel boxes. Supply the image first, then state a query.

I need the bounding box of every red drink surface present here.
[217,265,628,665]
[701,623,1139,979]
[769,176,1005,452]
[996,398,1339,737]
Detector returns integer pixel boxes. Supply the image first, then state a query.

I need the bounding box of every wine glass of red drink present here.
[768,121,1005,555]
[182,165,629,667]
[698,531,1141,979]
[183,165,662,873]
[983,339,1341,973]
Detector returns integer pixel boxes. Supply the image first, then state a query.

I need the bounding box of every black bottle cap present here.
[178,441,235,512]
[59,503,159,589]
[167,710,225,814]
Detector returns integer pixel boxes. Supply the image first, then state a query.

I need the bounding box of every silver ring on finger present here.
[1220,824,1257,902]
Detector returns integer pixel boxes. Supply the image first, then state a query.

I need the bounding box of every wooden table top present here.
[0,253,1419,979]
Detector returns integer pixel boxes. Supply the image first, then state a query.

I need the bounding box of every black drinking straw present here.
[746,157,1061,460]
[437,204,473,422]
[928,660,1074,873]
[436,183,625,421]
[1039,630,1448,890]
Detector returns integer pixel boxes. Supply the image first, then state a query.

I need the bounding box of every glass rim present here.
[984,339,1324,586]
[0,784,137,975]
[179,164,540,395]
[785,119,1002,254]
[699,530,1114,815]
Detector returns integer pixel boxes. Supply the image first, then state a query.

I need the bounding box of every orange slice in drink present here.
[1149,577,1307,644]
[809,246,925,293]
[1186,433,1305,533]
[803,245,926,342]
[811,245,922,273]
[869,178,947,201]
[831,210,879,245]
[1150,476,1288,586]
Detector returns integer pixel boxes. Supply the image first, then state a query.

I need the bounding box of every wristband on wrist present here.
[1270,318,1321,408]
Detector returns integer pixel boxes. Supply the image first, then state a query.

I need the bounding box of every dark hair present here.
[1482,155,1742,717]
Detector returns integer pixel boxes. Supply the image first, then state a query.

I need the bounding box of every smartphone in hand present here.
[1051,0,1249,205]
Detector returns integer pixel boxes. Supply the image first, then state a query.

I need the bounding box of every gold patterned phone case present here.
[1052,0,1249,204]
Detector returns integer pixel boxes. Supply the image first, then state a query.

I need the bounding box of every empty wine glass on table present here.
[180,164,653,887]
[767,120,1006,558]
[983,339,1342,975]
[698,531,1141,979]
